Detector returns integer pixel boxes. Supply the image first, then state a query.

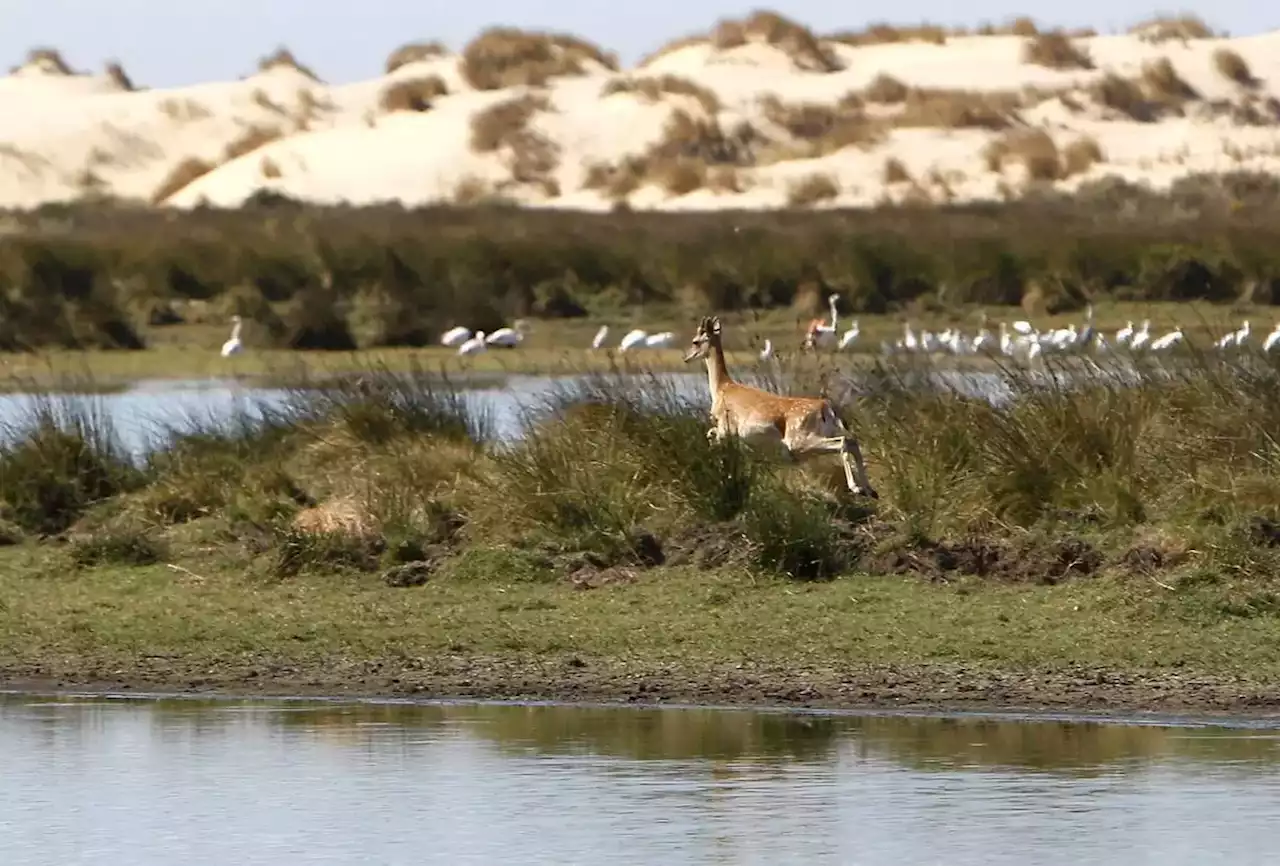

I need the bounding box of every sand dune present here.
[3,13,1279,211]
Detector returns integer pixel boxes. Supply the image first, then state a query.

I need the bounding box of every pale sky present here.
[1,0,1270,88]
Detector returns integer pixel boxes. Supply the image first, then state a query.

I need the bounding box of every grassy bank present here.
[4,176,1280,355]
[2,351,1280,710]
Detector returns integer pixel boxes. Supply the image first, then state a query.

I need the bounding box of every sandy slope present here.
[3,25,1280,212]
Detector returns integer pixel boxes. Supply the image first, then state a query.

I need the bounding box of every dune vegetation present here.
[2,346,1280,708]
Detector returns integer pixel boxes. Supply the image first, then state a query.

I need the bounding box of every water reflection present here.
[3,695,1279,866]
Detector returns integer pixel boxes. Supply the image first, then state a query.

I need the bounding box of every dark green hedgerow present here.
[4,171,1280,350]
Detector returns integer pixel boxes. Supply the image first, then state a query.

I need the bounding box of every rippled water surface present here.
[2,695,1279,865]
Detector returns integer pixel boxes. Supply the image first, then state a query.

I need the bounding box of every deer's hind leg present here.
[784,431,878,499]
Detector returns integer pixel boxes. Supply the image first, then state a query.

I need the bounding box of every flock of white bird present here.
[214,299,1280,362]
[437,321,677,356]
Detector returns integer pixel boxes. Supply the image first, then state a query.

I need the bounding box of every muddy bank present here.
[4,655,1279,716]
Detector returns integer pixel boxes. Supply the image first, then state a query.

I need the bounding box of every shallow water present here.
[2,695,1279,865]
[0,366,1029,456]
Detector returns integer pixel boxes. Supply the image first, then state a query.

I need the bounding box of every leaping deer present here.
[683,316,878,498]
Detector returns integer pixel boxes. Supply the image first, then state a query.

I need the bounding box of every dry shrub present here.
[865,73,909,104]
[258,46,322,82]
[1213,49,1257,87]
[759,94,884,155]
[786,172,839,206]
[461,27,617,90]
[649,110,762,165]
[385,41,448,74]
[380,75,448,113]
[224,126,283,161]
[828,23,948,46]
[1131,15,1215,42]
[1021,33,1093,70]
[104,61,135,91]
[601,75,720,115]
[984,129,1061,181]
[894,89,1020,130]
[1089,73,1153,120]
[1061,136,1105,176]
[151,158,215,204]
[470,94,550,151]
[1140,57,1199,105]
[710,10,842,73]
[19,47,74,75]
[882,157,910,184]
[469,94,559,186]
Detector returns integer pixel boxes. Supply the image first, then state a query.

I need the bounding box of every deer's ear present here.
[711,317,722,334]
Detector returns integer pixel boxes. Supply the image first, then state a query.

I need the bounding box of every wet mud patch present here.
[864,534,1102,584]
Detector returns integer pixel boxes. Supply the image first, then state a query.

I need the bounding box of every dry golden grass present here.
[865,73,909,104]
[786,172,840,206]
[257,46,322,82]
[648,110,762,165]
[1007,16,1041,36]
[651,158,708,195]
[827,23,948,46]
[223,126,284,161]
[251,89,286,114]
[260,156,283,179]
[983,129,1062,181]
[882,157,911,184]
[1061,136,1105,176]
[461,27,617,90]
[1021,33,1093,70]
[893,88,1021,130]
[151,158,215,204]
[710,10,843,73]
[1140,57,1200,105]
[384,41,448,74]
[1131,15,1215,42]
[104,61,135,91]
[379,75,449,113]
[1213,48,1258,87]
[601,75,721,115]
[706,166,746,194]
[759,93,884,155]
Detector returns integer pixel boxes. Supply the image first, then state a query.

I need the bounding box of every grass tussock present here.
[104,61,135,91]
[710,10,843,73]
[1021,32,1094,70]
[882,157,911,184]
[469,94,559,188]
[864,73,910,104]
[1140,57,1200,105]
[892,88,1022,130]
[602,75,721,116]
[786,172,840,207]
[150,157,215,204]
[1060,136,1105,176]
[983,129,1064,181]
[257,46,322,82]
[760,93,884,155]
[1131,15,1215,43]
[1213,49,1258,87]
[379,75,449,113]
[18,47,75,75]
[461,27,618,90]
[828,23,948,46]
[385,41,449,74]
[223,126,284,161]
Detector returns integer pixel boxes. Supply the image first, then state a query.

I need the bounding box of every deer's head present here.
[684,316,722,363]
